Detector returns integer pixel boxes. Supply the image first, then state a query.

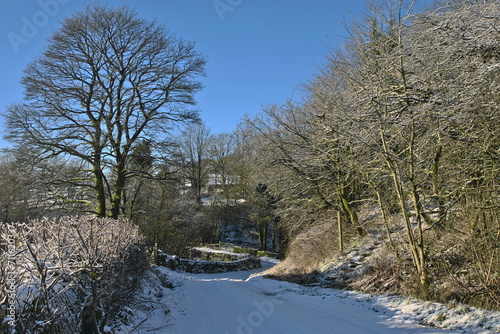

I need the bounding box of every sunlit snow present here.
[111,259,500,334]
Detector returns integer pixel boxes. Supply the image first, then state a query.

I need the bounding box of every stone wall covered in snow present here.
[157,253,261,273]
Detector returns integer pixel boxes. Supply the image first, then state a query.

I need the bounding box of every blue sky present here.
[0,0,365,149]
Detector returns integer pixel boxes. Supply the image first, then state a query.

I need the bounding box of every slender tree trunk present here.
[258,221,268,251]
[408,119,429,287]
[431,144,445,223]
[272,217,280,253]
[409,179,429,287]
[337,210,344,253]
[375,189,399,259]
[93,163,106,218]
[381,131,429,287]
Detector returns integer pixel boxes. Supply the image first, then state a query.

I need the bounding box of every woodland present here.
[0,1,498,332]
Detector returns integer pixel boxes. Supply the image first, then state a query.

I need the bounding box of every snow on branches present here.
[0,216,147,334]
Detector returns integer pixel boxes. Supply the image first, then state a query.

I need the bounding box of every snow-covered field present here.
[111,260,500,334]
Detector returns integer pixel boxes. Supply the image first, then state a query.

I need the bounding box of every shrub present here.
[0,216,147,334]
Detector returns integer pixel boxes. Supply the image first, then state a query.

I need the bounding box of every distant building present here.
[207,173,238,187]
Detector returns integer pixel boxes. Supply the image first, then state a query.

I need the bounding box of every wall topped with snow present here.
[157,253,261,274]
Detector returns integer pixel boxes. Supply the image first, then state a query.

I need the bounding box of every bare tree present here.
[177,122,211,204]
[5,5,206,218]
[207,132,238,200]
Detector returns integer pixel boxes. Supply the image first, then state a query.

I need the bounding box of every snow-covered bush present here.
[0,216,147,334]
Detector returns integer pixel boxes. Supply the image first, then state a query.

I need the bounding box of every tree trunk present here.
[110,163,126,219]
[381,130,429,287]
[431,144,446,224]
[93,163,106,218]
[337,210,344,253]
[409,180,430,287]
[258,221,268,251]
[375,189,399,259]
[339,185,359,227]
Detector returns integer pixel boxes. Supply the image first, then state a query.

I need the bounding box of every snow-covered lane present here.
[165,261,457,334]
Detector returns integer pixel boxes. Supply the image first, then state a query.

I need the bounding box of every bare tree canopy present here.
[5,5,206,218]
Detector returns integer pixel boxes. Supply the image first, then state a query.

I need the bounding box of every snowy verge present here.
[370,293,500,334]
[306,232,500,333]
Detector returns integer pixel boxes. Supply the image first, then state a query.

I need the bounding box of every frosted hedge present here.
[0,216,148,334]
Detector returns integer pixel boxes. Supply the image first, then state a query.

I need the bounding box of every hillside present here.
[262,204,500,313]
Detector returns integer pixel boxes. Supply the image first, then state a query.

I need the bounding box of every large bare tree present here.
[5,5,206,218]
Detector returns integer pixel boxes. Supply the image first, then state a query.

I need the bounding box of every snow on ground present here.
[192,246,249,257]
[111,260,500,334]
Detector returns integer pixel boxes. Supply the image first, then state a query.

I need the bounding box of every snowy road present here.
[137,260,457,334]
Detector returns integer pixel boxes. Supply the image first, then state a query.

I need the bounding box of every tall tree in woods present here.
[5,5,206,218]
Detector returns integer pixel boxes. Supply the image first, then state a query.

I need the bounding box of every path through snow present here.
[111,259,496,333]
